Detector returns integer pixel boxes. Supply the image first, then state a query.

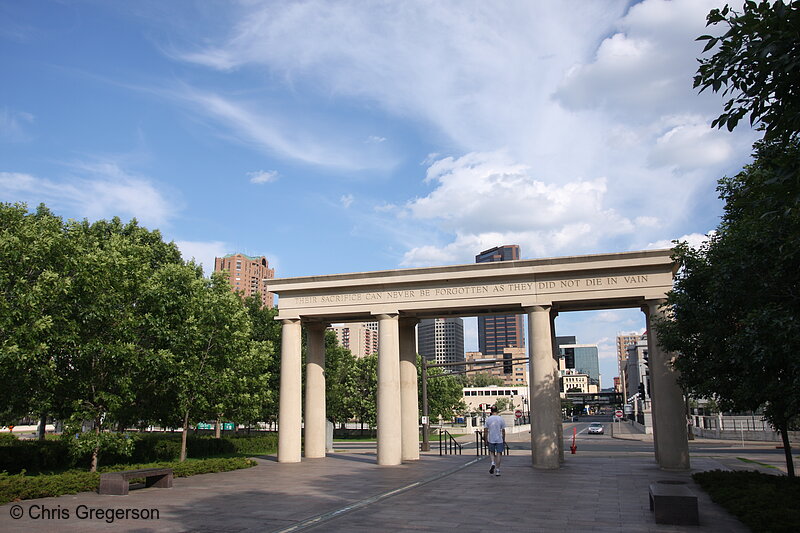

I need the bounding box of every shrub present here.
[0,457,256,505]
[0,440,73,474]
[0,470,100,504]
[693,469,800,533]
[0,431,277,474]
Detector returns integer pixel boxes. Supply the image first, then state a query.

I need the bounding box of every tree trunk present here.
[90,422,100,473]
[180,411,190,462]
[780,426,795,477]
[215,418,221,439]
[37,412,46,441]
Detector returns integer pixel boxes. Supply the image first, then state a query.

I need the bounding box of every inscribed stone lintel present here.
[271,250,676,319]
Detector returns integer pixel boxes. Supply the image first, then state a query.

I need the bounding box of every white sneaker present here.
[489,464,495,474]
[495,469,501,476]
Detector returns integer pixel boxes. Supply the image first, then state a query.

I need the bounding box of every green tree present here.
[239,294,281,427]
[421,360,467,422]
[324,330,357,428]
[464,372,504,387]
[695,1,800,141]
[0,204,68,430]
[352,353,378,431]
[149,268,252,461]
[51,217,184,470]
[495,398,514,413]
[656,139,800,477]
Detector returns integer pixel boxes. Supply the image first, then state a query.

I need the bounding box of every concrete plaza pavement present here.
[2,424,770,533]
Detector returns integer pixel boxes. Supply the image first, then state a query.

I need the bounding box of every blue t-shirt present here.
[485,414,506,443]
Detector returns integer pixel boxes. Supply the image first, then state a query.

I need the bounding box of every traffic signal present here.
[637,382,645,397]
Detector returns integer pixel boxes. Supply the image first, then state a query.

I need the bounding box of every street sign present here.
[614,410,624,419]
[514,410,522,419]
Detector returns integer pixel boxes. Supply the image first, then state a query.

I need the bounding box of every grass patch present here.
[737,457,779,470]
[0,457,256,505]
[693,469,800,533]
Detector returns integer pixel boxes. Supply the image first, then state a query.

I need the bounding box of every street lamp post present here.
[421,358,430,452]
[522,397,528,424]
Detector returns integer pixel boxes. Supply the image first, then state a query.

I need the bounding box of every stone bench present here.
[649,481,699,525]
[99,467,173,496]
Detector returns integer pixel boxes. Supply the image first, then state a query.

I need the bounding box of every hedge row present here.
[0,432,278,474]
[0,457,256,505]
[693,469,800,533]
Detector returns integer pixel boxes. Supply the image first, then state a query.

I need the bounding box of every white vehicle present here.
[587,422,604,435]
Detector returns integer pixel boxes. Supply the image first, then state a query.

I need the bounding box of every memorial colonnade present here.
[268,250,690,471]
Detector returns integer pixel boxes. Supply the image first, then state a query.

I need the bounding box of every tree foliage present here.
[463,372,504,387]
[0,204,68,424]
[421,358,467,422]
[656,139,800,476]
[324,330,358,427]
[0,204,282,470]
[695,1,800,140]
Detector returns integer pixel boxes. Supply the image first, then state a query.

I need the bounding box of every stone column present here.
[550,309,564,462]
[278,319,302,463]
[645,300,690,471]
[399,318,420,461]
[304,323,327,458]
[527,305,561,469]
[642,305,660,462]
[376,313,402,465]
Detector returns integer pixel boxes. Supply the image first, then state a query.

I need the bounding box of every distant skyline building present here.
[214,253,275,308]
[418,318,465,368]
[559,343,601,389]
[476,245,525,358]
[329,322,379,358]
[465,347,527,387]
[616,333,643,399]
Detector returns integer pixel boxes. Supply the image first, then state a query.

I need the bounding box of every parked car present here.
[587,422,604,434]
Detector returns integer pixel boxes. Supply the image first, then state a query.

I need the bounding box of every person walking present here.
[483,405,506,476]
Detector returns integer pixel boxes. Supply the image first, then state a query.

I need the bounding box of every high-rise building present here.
[465,347,527,386]
[214,253,275,308]
[617,333,642,361]
[418,318,465,367]
[616,333,643,399]
[476,245,525,357]
[329,322,379,358]
[559,343,600,388]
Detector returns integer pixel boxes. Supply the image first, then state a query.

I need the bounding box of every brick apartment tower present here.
[329,323,379,358]
[214,253,275,308]
[476,246,525,372]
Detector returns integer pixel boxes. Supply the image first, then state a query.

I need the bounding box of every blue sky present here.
[1,0,759,385]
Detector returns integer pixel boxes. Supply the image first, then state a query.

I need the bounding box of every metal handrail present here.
[474,430,509,457]
[438,428,462,456]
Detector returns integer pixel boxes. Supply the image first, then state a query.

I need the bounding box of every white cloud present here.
[554,0,723,120]
[400,151,638,266]
[248,169,278,184]
[646,231,715,251]
[340,194,354,208]
[648,120,733,170]
[595,312,622,323]
[366,135,386,143]
[170,0,757,268]
[0,163,175,228]
[0,107,34,142]
[174,240,228,276]
[166,88,397,171]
